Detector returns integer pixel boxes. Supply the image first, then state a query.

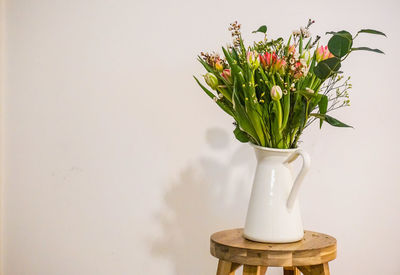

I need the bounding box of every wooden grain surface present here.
[210,228,336,267]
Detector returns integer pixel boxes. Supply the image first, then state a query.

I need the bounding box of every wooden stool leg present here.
[216,260,242,275]
[216,260,232,275]
[259,266,268,275]
[284,267,300,275]
[298,263,330,275]
[243,265,268,275]
[231,263,242,274]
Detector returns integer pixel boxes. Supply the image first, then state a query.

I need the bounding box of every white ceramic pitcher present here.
[243,144,311,243]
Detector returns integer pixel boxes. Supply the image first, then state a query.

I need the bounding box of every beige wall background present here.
[1,0,400,274]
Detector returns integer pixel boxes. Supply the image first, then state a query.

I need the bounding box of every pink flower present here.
[260,52,277,68]
[220,69,232,84]
[272,58,287,74]
[316,46,334,62]
[293,62,303,79]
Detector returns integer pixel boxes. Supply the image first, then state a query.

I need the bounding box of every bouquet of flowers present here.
[194,20,385,149]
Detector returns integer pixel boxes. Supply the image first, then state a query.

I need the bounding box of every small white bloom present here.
[300,27,311,38]
[218,93,223,99]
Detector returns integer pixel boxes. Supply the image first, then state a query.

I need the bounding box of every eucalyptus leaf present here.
[314,57,341,79]
[352,47,385,54]
[253,25,267,34]
[325,115,352,128]
[311,113,353,128]
[328,31,353,58]
[326,31,351,37]
[357,29,387,37]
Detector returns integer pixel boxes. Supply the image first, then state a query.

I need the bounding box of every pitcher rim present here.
[250,143,299,153]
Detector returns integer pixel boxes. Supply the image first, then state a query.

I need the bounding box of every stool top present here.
[210,228,336,267]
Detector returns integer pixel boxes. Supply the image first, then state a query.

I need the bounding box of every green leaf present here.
[194,76,235,118]
[304,37,312,49]
[307,92,321,111]
[357,29,387,37]
[231,47,240,62]
[327,31,353,58]
[222,47,234,67]
[309,52,317,73]
[298,89,314,100]
[284,35,292,56]
[233,125,250,143]
[314,57,341,79]
[217,100,235,118]
[325,115,352,128]
[193,76,215,99]
[352,47,385,54]
[311,113,353,128]
[231,79,260,143]
[252,25,267,34]
[318,95,328,128]
[222,47,243,77]
[290,94,306,129]
[197,57,216,73]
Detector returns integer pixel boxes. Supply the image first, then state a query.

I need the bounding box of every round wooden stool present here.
[210,228,336,275]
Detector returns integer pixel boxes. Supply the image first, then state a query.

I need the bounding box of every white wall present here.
[2,0,399,274]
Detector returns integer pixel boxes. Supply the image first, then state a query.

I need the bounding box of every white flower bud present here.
[270,86,283,101]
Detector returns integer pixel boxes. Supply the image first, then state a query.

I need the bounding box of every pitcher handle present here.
[284,149,311,211]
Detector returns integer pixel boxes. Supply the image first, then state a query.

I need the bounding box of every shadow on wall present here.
[151,128,254,275]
